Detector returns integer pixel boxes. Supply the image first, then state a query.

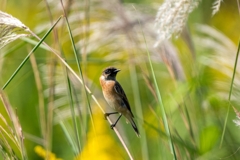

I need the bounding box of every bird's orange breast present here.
[100,76,122,111]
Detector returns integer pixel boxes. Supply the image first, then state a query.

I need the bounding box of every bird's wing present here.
[114,81,134,117]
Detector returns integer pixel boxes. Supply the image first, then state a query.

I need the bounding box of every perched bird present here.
[100,66,139,137]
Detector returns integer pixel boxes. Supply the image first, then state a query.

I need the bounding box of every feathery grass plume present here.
[155,0,200,46]
[0,11,30,49]
[212,0,222,16]
[194,24,239,98]
[233,106,240,126]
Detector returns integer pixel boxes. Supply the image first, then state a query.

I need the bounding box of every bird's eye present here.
[105,69,110,74]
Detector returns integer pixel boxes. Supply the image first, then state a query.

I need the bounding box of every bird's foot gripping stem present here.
[104,112,118,119]
[110,124,116,129]
[109,114,122,130]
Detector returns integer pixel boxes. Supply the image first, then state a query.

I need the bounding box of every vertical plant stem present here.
[129,64,149,160]
[137,20,177,160]
[146,41,177,160]
[220,39,240,148]
[125,28,149,159]
[60,0,95,136]
[29,54,46,146]
[82,0,91,136]
[66,74,81,154]
[58,120,79,154]
[46,56,56,159]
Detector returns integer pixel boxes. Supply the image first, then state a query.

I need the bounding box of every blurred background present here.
[0,0,240,159]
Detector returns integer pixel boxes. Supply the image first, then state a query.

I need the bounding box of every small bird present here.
[100,66,139,137]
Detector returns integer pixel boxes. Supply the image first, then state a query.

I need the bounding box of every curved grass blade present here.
[60,0,93,154]
[1,16,63,90]
[134,7,177,159]
[220,39,240,148]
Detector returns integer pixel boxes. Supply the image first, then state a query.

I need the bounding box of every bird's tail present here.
[127,116,140,137]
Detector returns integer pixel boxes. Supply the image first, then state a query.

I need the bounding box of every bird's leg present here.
[110,114,122,129]
[104,112,118,119]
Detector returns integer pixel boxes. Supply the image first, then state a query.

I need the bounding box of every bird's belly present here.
[103,93,123,112]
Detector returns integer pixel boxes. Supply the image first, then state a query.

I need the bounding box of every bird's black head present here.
[102,67,120,80]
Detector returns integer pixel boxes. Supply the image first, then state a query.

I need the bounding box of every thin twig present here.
[28,17,134,160]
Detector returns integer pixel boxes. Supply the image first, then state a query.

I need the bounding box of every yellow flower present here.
[76,108,124,160]
[34,145,62,160]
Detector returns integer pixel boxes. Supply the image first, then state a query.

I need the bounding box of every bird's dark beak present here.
[114,69,120,73]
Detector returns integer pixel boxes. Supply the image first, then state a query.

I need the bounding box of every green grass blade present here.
[1,41,26,58]
[21,37,52,51]
[146,43,177,160]
[137,20,177,160]
[132,5,176,158]
[66,74,81,154]
[184,103,195,141]
[58,121,79,154]
[220,39,240,148]
[129,64,149,160]
[60,0,95,136]
[1,16,62,90]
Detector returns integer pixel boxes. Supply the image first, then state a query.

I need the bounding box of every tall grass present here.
[220,40,240,148]
[0,0,240,160]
